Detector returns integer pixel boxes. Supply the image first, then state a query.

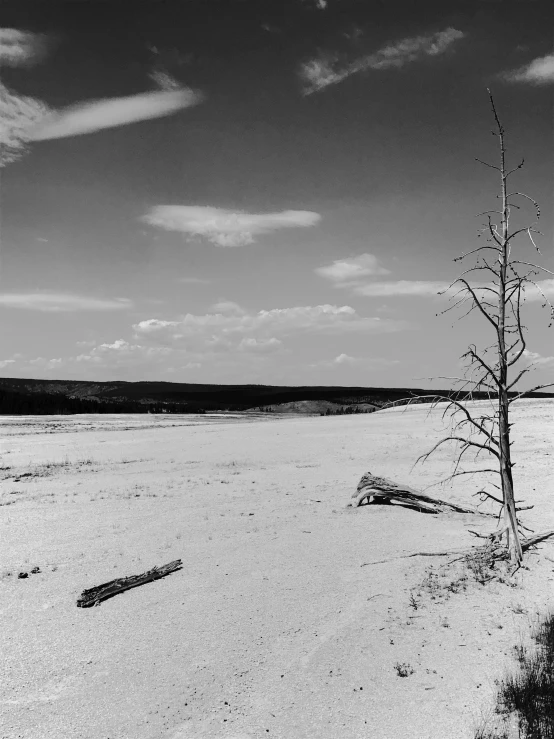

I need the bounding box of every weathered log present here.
[77,559,182,608]
[348,472,491,515]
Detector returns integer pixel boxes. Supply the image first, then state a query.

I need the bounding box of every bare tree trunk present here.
[495,98,523,566]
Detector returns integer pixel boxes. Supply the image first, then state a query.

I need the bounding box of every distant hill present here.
[250,400,378,416]
[0,377,552,416]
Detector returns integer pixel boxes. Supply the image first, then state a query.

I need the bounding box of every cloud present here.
[210,300,246,315]
[149,69,182,92]
[0,293,133,312]
[522,349,554,368]
[316,253,390,284]
[315,255,449,297]
[316,262,554,301]
[502,54,554,85]
[334,353,356,364]
[523,279,554,302]
[238,337,283,353]
[0,83,50,166]
[98,339,135,351]
[300,27,464,93]
[75,339,171,364]
[0,358,16,369]
[1,83,203,166]
[28,88,203,141]
[0,28,47,67]
[133,304,406,357]
[28,357,63,370]
[132,318,180,334]
[346,277,554,301]
[311,354,400,369]
[353,280,448,297]
[19,302,406,378]
[142,206,321,246]
[301,0,328,9]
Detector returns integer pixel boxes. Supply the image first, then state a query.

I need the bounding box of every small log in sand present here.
[348,472,490,515]
[77,559,182,608]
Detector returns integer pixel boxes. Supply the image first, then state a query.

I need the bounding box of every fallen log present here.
[348,472,492,515]
[77,559,182,608]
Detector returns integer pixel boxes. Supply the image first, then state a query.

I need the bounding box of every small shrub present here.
[394,662,414,678]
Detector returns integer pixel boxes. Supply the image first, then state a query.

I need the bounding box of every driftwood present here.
[348,472,491,515]
[77,559,182,608]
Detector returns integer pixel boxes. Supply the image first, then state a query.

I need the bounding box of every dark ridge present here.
[0,377,552,415]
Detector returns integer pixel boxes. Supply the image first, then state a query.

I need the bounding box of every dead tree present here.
[409,91,553,568]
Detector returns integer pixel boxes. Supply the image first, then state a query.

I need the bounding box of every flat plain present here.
[1,400,553,739]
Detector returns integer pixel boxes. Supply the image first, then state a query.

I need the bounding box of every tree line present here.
[0,388,205,415]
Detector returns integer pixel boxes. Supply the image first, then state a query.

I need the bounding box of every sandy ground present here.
[1,400,553,739]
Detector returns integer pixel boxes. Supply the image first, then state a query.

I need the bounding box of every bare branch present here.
[454,278,500,330]
[454,245,501,262]
[473,490,504,506]
[508,383,554,404]
[417,435,501,467]
[512,260,554,276]
[505,158,525,178]
[475,158,500,171]
[506,192,541,219]
[461,347,501,388]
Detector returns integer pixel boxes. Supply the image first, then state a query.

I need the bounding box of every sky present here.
[0,0,553,388]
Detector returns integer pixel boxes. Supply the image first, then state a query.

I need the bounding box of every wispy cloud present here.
[149,69,182,92]
[0,28,47,67]
[75,339,170,365]
[524,279,554,301]
[143,206,321,246]
[315,255,448,296]
[316,254,390,285]
[0,293,133,312]
[18,303,406,377]
[0,26,204,165]
[300,27,465,94]
[28,357,63,370]
[334,353,356,364]
[502,53,554,85]
[301,0,328,9]
[353,280,448,297]
[351,278,553,299]
[238,337,283,353]
[133,304,406,352]
[522,349,554,368]
[0,83,49,166]
[0,358,16,369]
[210,300,247,315]
[29,88,203,141]
[311,353,400,369]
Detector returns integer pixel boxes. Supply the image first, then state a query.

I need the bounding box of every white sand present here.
[1,400,553,739]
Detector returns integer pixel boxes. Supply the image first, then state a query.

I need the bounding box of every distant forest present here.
[0,377,552,416]
[0,388,205,416]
